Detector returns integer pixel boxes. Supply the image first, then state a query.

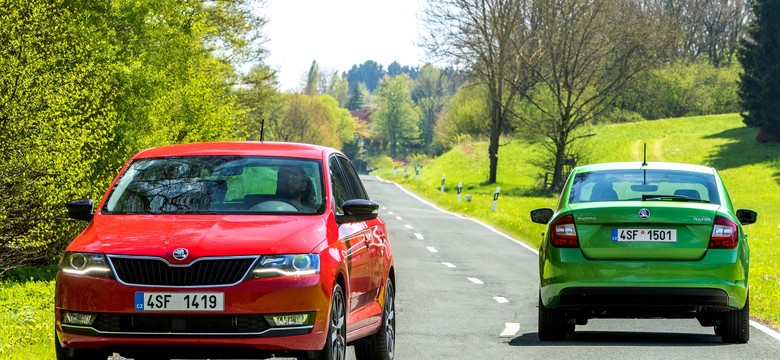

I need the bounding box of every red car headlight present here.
[252,254,320,278]
[59,252,111,277]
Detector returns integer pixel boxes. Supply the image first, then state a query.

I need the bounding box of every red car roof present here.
[132,141,333,160]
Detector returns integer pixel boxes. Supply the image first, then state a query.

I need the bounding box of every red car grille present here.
[109,257,256,286]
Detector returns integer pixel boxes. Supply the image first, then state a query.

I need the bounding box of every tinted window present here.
[569,169,720,204]
[329,156,351,215]
[103,156,324,214]
[337,156,368,200]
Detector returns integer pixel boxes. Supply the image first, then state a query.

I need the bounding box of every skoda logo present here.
[172,248,189,261]
[638,208,651,220]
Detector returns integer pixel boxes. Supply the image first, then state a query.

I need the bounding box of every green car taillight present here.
[709,216,738,249]
[551,214,579,248]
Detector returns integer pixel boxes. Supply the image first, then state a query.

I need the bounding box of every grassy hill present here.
[375,113,780,329]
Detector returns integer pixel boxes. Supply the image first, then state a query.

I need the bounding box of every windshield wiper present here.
[642,194,709,203]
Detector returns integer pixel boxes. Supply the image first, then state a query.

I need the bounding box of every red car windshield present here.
[102,156,325,215]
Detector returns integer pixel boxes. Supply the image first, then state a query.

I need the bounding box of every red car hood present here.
[68,214,328,263]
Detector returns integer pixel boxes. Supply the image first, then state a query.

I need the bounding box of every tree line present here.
[1,0,775,270]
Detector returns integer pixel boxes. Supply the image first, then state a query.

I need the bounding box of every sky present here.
[259,0,428,91]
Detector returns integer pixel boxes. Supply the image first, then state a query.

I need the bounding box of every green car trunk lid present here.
[569,202,720,261]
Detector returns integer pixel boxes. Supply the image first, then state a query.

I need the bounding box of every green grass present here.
[0,266,57,359]
[376,113,780,330]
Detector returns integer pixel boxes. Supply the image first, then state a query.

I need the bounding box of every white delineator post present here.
[491,186,501,212]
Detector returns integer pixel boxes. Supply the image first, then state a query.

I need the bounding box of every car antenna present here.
[642,143,648,184]
[260,117,265,142]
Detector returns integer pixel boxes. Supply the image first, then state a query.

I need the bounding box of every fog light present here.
[265,313,313,327]
[62,311,96,326]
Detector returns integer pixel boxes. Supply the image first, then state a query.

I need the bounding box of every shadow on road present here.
[508,331,727,347]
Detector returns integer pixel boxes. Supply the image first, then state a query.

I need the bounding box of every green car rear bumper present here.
[540,247,748,310]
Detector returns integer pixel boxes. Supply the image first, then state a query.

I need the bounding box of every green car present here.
[530,162,757,343]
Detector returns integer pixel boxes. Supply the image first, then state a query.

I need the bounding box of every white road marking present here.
[467,278,484,285]
[414,233,424,240]
[387,211,394,215]
[377,175,780,342]
[396,216,403,221]
[404,224,413,229]
[493,296,509,304]
[426,247,438,253]
[500,323,521,338]
[441,262,456,268]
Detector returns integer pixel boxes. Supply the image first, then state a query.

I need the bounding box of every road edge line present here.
[376,175,780,341]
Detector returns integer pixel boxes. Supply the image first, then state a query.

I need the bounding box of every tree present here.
[346,83,370,110]
[435,83,491,149]
[513,0,672,189]
[327,72,350,108]
[305,60,320,95]
[738,0,780,142]
[373,75,420,157]
[235,64,281,141]
[345,60,385,92]
[414,64,450,154]
[422,0,530,184]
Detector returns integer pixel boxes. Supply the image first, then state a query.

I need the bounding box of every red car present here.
[55,142,395,360]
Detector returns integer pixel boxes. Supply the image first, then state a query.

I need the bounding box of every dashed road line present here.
[500,323,521,338]
[404,224,413,229]
[396,216,403,221]
[493,296,509,304]
[467,277,484,285]
[441,262,456,268]
[414,233,424,240]
[426,247,438,253]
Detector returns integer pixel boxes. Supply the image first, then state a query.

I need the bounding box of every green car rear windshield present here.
[568,169,720,205]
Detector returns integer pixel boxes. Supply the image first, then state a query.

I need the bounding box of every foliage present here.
[0,0,268,270]
[619,60,741,120]
[372,75,420,157]
[345,60,385,93]
[346,82,370,111]
[434,83,490,149]
[738,0,780,142]
[413,64,451,155]
[235,64,282,141]
[264,94,354,149]
[327,72,350,108]
[305,60,320,95]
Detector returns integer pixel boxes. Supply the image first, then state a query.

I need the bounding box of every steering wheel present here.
[249,200,299,212]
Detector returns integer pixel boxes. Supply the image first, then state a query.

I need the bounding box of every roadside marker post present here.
[457,182,463,202]
[440,174,446,193]
[414,166,420,181]
[491,187,501,212]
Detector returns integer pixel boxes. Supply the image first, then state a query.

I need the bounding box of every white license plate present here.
[611,228,677,242]
[135,292,224,311]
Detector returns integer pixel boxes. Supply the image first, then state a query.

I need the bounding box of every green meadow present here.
[374,113,780,330]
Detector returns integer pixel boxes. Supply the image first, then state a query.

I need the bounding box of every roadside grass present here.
[0,266,57,358]
[375,113,780,330]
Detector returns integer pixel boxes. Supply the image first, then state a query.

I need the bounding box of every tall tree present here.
[515,0,671,189]
[346,83,370,110]
[373,75,420,157]
[414,64,450,154]
[738,0,780,142]
[327,71,350,107]
[305,60,320,95]
[422,0,529,184]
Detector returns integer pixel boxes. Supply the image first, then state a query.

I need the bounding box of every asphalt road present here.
[118,176,780,359]
[361,175,780,360]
